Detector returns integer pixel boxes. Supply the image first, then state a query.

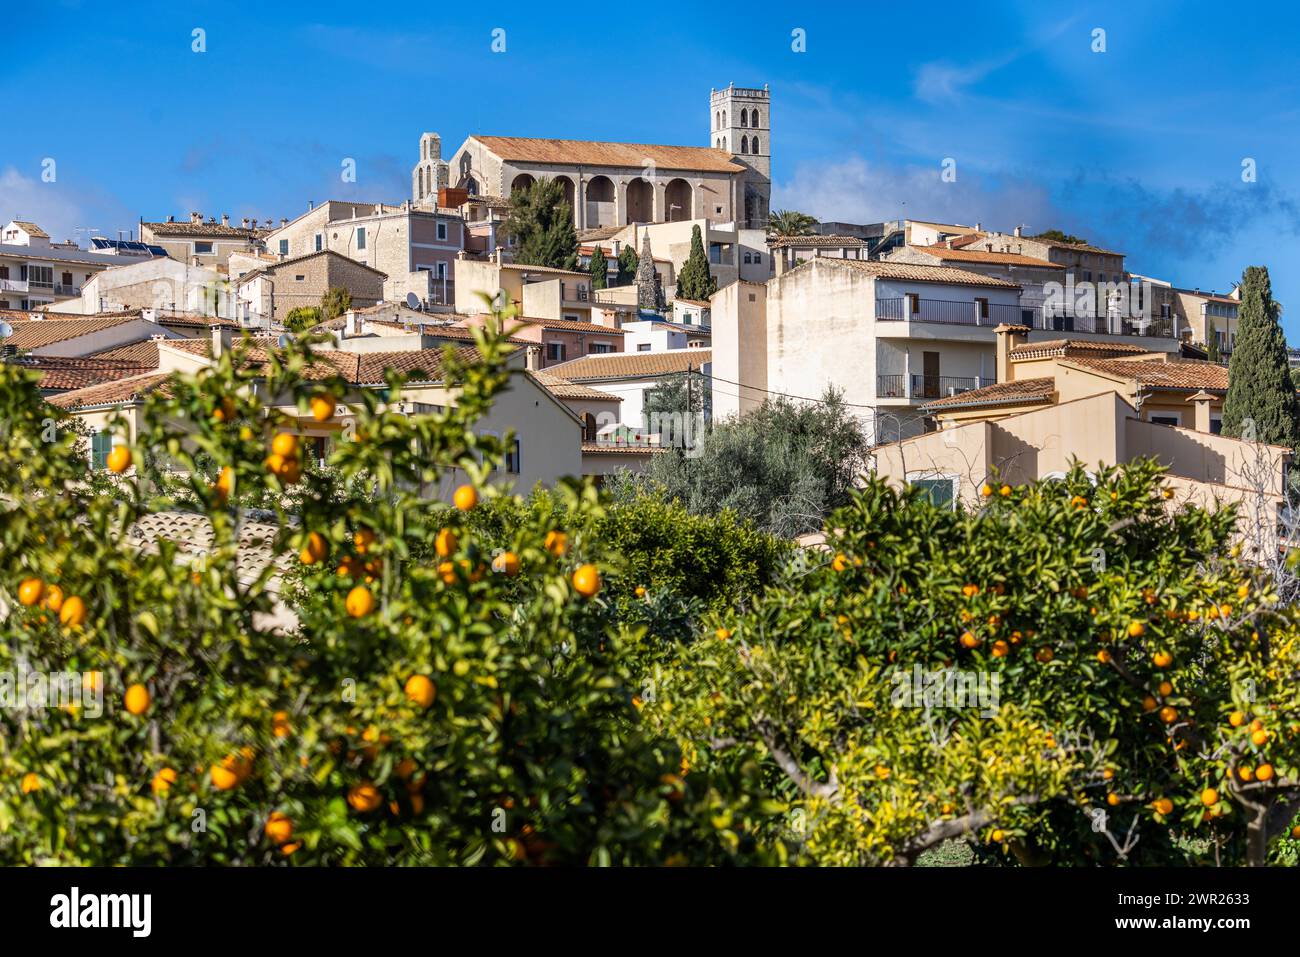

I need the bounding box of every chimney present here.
[190,211,202,224]
[222,213,230,227]
[241,217,249,229]
[494,246,503,265]
[345,310,359,337]
[166,215,175,223]
[308,200,314,211]
[1013,225,1023,238]
[212,325,234,358]
[975,222,982,232]
[525,345,541,371]
[1186,391,1215,433]
[993,323,1029,383]
[278,218,286,227]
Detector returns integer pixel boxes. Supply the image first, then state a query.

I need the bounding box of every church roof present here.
[470,136,744,174]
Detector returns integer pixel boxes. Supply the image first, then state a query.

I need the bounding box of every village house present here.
[0,220,127,311]
[234,250,387,326]
[138,213,267,270]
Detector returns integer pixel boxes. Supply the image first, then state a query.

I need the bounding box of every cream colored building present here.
[47,257,232,318]
[138,213,265,270]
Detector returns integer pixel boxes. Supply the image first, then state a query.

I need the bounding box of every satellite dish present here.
[405,292,422,311]
[0,321,12,340]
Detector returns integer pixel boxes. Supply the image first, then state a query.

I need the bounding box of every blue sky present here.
[6,0,1300,334]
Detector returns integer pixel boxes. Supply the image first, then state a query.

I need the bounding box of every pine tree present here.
[589,245,608,290]
[617,245,639,285]
[675,224,716,302]
[503,178,577,270]
[1221,266,1299,448]
[1206,331,1221,363]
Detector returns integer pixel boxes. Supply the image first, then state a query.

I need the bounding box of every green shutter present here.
[91,431,112,470]
[912,478,955,510]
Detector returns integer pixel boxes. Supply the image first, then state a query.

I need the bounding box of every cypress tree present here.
[617,245,639,285]
[589,245,608,290]
[675,224,716,301]
[1221,266,1300,448]
[503,178,577,270]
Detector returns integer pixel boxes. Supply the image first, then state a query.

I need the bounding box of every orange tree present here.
[648,463,1300,866]
[0,315,776,865]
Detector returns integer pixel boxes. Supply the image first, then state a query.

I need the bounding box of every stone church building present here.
[411,84,771,231]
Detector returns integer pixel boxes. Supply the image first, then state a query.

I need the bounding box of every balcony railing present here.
[876,374,993,400]
[1034,308,1176,338]
[0,278,28,293]
[876,298,1023,326]
[54,283,80,297]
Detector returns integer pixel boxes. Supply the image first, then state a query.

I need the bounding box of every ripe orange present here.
[264,812,294,845]
[214,465,235,502]
[1107,793,1120,806]
[990,828,1005,842]
[1127,621,1146,638]
[272,710,292,738]
[1102,768,1115,780]
[1256,763,1274,782]
[1252,729,1269,746]
[437,561,457,585]
[1249,718,1264,732]
[20,773,41,794]
[1141,695,1158,712]
[124,683,151,716]
[1201,788,1218,807]
[310,394,335,422]
[1229,711,1246,727]
[635,585,647,598]
[544,530,568,556]
[1292,825,1300,840]
[1152,650,1173,668]
[1237,766,1254,782]
[59,595,87,629]
[299,531,328,565]
[435,527,458,558]
[979,483,993,498]
[106,445,132,473]
[210,763,240,790]
[280,841,302,857]
[271,432,299,458]
[1159,706,1178,724]
[82,671,102,694]
[17,577,44,607]
[1157,681,1173,696]
[345,585,374,618]
[213,397,237,423]
[1096,649,1112,664]
[1152,798,1173,816]
[351,528,376,555]
[961,584,978,598]
[960,631,981,649]
[151,767,178,796]
[1071,495,1088,508]
[347,782,383,813]
[991,639,1009,657]
[453,484,478,511]
[43,584,64,612]
[404,674,436,709]
[572,564,601,598]
[715,627,732,641]
[831,553,849,572]
[999,485,1011,497]
[1035,647,1054,663]
[491,551,521,576]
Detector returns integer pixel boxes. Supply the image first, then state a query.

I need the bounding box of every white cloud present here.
[0,166,132,246]
[772,155,1059,232]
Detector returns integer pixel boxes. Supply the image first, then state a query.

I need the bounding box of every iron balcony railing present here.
[876,298,1022,326]
[876,374,994,400]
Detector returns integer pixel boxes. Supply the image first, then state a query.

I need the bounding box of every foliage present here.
[284,307,322,332]
[502,178,578,271]
[589,245,608,290]
[320,287,352,323]
[633,388,869,538]
[0,312,768,865]
[674,225,717,302]
[768,210,818,237]
[643,370,709,435]
[1222,266,1299,450]
[1031,229,1088,246]
[647,462,1300,866]
[617,245,639,286]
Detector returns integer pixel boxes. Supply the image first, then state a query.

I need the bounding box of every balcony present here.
[877,374,994,400]
[0,278,29,293]
[53,283,80,297]
[876,298,1023,326]
[1033,308,1176,339]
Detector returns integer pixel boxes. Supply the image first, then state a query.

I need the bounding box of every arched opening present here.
[510,173,535,195]
[740,111,748,128]
[665,178,692,222]
[586,175,615,227]
[552,175,576,217]
[584,413,597,441]
[418,168,425,199]
[740,138,748,154]
[750,136,760,155]
[625,178,653,224]
[751,108,760,128]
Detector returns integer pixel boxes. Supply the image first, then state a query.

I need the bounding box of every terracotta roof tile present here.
[1060,357,1229,392]
[581,442,666,454]
[769,235,870,248]
[805,258,1021,289]
[91,340,168,365]
[13,356,153,391]
[518,316,627,334]
[472,135,743,174]
[47,372,174,409]
[1,316,138,350]
[1009,339,1151,359]
[532,371,622,401]
[10,221,49,239]
[921,377,1056,412]
[906,245,1063,270]
[142,220,261,239]
[548,349,710,382]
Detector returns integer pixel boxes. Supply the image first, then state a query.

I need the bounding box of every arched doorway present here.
[626,178,653,224]
[510,173,535,195]
[665,179,692,222]
[553,175,576,219]
[586,175,615,227]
